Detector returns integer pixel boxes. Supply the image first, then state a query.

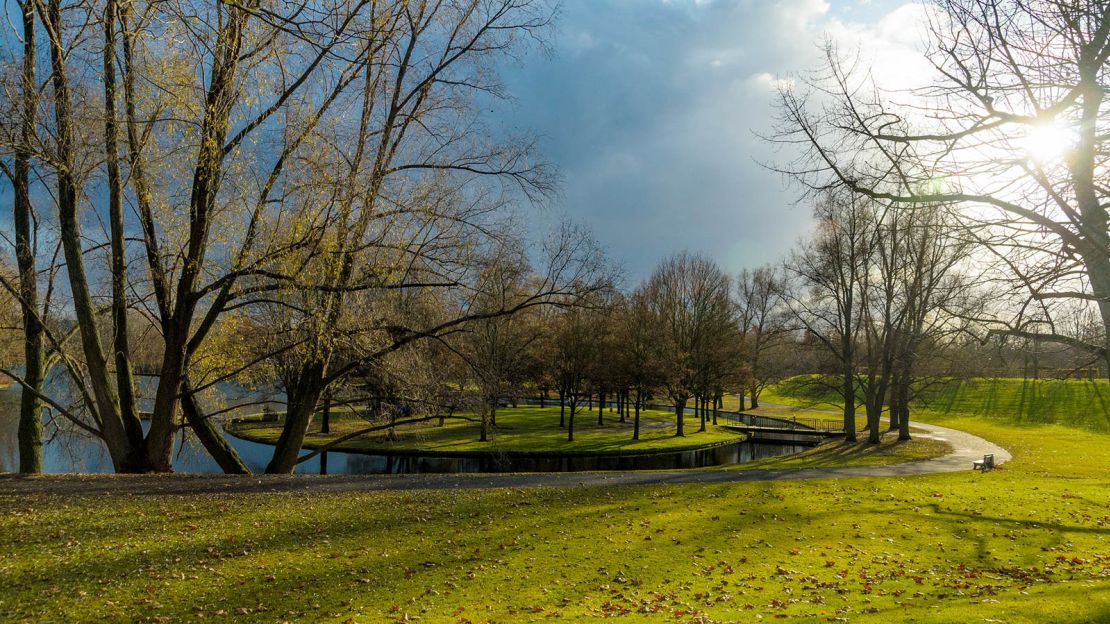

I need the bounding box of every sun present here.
[1021,121,1078,164]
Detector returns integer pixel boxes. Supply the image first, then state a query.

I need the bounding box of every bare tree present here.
[612,290,667,439]
[0,0,45,472]
[458,244,544,441]
[643,252,734,436]
[549,307,600,442]
[773,0,1110,376]
[735,265,789,410]
[784,190,878,442]
[887,205,972,440]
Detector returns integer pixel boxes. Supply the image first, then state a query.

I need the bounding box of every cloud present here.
[497,0,926,281]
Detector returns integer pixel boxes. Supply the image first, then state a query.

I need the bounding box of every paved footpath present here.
[0,421,1010,497]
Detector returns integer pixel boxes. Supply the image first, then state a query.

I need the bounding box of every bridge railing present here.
[516,397,850,433]
[717,412,844,433]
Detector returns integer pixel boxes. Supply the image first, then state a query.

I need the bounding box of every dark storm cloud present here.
[497,0,915,280]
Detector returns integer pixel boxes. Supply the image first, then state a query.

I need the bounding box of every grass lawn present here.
[765,375,1110,432]
[731,428,952,470]
[1,380,1108,622]
[228,406,744,453]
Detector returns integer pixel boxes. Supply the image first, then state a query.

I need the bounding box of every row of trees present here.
[542,253,743,441]
[5,0,1106,474]
[772,0,1110,382]
[439,251,744,443]
[782,192,971,442]
[756,0,1110,441]
[0,0,617,475]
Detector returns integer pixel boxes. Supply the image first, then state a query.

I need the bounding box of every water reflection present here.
[0,386,329,474]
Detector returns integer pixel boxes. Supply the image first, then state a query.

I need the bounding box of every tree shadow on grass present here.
[919,503,1110,537]
[1,488,606,621]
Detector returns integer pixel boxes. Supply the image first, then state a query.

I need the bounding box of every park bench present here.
[972,454,994,472]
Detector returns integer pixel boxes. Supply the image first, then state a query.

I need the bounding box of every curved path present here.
[0,420,1009,496]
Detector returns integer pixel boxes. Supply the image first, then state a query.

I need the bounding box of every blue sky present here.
[496,0,924,281]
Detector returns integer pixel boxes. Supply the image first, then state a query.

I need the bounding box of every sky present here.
[495,0,932,281]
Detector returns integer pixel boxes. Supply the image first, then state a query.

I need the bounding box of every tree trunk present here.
[180,379,250,474]
[896,373,912,441]
[266,368,325,473]
[698,396,706,432]
[14,0,42,473]
[386,405,398,442]
[559,391,565,427]
[567,400,575,442]
[867,403,882,443]
[675,398,686,436]
[41,0,140,472]
[146,340,185,471]
[842,367,857,443]
[887,369,902,432]
[104,0,144,451]
[321,392,331,434]
[633,391,641,440]
[597,388,604,425]
[146,0,253,472]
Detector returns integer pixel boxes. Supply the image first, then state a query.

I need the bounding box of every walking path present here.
[0,420,1009,497]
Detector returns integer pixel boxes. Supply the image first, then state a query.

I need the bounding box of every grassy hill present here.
[765,376,1110,432]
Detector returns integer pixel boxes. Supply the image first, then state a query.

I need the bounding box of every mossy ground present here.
[1,379,1107,623]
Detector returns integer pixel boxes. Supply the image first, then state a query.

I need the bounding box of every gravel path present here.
[0,420,1009,497]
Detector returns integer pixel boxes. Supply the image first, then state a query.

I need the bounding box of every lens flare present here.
[1021,121,1077,163]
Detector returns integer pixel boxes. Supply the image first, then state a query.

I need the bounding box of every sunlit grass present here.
[731,429,950,470]
[229,405,745,453]
[3,378,1108,622]
[765,376,1110,432]
[1,426,1107,623]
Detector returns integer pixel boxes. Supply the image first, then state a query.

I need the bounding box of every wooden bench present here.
[972,454,994,472]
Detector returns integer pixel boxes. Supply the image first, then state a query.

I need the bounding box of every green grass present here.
[229,405,744,454]
[719,403,950,470]
[766,375,1110,431]
[733,429,951,470]
[2,378,1108,622]
[1,422,1107,623]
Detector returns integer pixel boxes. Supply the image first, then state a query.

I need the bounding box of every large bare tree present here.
[774,0,1110,376]
[783,191,878,442]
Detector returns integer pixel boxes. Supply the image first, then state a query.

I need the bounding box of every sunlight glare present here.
[1021,121,1077,164]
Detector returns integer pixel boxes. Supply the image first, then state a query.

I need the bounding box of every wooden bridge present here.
[718,412,846,441]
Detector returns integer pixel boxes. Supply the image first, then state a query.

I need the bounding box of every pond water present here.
[0,385,381,474]
[0,386,809,475]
